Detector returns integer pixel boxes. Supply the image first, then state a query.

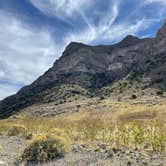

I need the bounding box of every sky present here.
[0,0,166,100]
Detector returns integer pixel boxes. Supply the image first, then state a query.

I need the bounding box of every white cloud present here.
[29,0,93,21]
[64,0,150,45]
[98,2,119,33]
[64,19,149,45]
[30,0,149,44]
[29,0,121,39]
[64,1,120,44]
[0,0,157,100]
[145,0,166,5]
[0,10,62,99]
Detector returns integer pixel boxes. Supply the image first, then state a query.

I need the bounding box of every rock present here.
[119,153,125,159]
[0,161,7,166]
[107,150,114,158]
[99,148,105,153]
[72,144,88,152]
[72,144,79,152]
[72,144,83,152]
[112,148,121,154]
[80,144,87,149]
[156,20,166,41]
[98,143,107,150]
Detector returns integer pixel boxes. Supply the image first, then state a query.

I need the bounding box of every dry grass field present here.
[0,98,165,154]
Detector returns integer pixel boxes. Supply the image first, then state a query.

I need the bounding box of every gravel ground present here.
[0,136,165,166]
[0,136,27,166]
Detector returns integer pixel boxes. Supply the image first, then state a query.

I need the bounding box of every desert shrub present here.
[76,105,81,108]
[131,94,137,99]
[155,78,164,83]
[100,96,105,100]
[156,91,164,96]
[21,133,71,163]
[123,82,128,87]
[7,125,32,139]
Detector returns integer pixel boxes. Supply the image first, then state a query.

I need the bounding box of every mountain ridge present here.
[0,21,166,118]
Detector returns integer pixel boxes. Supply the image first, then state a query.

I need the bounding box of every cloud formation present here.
[0,10,62,99]
[0,0,166,99]
[145,0,166,5]
[29,0,93,22]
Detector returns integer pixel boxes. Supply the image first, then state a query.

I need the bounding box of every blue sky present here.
[0,0,166,99]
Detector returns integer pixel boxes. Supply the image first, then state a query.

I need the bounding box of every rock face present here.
[0,22,166,118]
[156,20,166,41]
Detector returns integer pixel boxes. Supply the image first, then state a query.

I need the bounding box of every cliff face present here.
[1,22,166,118]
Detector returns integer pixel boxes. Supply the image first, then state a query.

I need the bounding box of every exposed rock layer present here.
[0,22,166,118]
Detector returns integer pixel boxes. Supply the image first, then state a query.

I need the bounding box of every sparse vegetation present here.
[156,90,164,96]
[0,100,165,155]
[21,133,71,163]
[0,19,166,166]
[0,125,10,135]
[0,99,165,165]
[131,94,137,99]
[7,125,32,139]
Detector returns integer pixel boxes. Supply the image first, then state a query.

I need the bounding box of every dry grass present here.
[0,100,165,153]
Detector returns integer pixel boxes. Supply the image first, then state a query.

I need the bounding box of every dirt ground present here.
[0,136,165,166]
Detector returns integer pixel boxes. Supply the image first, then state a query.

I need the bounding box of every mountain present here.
[1,22,166,118]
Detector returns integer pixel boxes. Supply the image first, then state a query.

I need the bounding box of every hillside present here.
[1,22,166,118]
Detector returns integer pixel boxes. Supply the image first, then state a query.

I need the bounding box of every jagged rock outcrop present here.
[0,21,166,118]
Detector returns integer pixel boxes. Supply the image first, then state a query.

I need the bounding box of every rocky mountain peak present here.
[156,20,166,41]
[122,35,139,41]
[1,22,166,119]
[118,35,141,47]
[62,42,88,57]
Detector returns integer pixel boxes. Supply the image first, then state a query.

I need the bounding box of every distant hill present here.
[1,21,166,118]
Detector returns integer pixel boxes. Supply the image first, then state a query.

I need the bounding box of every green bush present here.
[21,133,71,163]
